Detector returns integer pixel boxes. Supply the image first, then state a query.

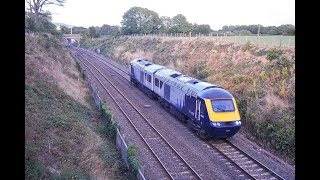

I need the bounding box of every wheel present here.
[197,128,209,140]
[187,119,195,130]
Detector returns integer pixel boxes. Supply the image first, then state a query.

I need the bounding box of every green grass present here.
[214,35,295,48]
[25,81,94,179]
[25,34,131,179]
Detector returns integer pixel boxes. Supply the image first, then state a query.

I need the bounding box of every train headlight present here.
[235,121,241,125]
[211,122,221,127]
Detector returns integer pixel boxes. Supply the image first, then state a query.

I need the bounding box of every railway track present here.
[70,49,202,180]
[209,139,284,180]
[69,47,286,180]
[74,47,130,79]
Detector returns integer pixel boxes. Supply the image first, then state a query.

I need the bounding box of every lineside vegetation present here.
[81,35,295,165]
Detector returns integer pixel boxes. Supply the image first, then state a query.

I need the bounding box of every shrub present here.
[127,145,140,179]
[100,101,119,142]
[267,48,283,60]
[243,40,253,51]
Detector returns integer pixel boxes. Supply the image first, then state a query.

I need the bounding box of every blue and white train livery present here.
[129,58,241,139]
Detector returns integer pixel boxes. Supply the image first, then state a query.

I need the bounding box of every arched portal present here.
[62,34,81,47]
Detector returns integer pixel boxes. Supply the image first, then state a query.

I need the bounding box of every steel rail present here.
[71,50,202,180]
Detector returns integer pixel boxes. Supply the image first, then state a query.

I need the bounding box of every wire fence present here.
[125,33,295,49]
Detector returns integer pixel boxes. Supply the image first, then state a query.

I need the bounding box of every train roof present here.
[130,58,166,73]
[131,58,220,97]
[155,69,218,97]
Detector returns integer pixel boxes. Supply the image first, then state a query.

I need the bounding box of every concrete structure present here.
[62,34,81,47]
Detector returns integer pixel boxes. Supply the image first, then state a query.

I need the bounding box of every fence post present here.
[288,38,291,48]
[279,35,282,47]
[189,32,191,39]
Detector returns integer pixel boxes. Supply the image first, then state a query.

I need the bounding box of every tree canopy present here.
[192,24,211,35]
[26,0,65,23]
[121,6,161,35]
[88,26,100,38]
[169,14,192,33]
[98,24,121,36]
[158,16,172,34]
[220,24,295,35]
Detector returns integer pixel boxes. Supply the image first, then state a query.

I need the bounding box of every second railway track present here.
[209,139,284,180]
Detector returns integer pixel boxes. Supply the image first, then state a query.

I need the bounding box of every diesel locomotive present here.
[129,58,241,139]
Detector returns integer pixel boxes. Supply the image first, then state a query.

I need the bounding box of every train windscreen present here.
[211,99,235,112]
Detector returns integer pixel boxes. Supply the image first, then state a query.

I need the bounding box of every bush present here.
[127,146,140,179]
[244,107,295,162]
[100,101,119,142]
[267,48,283,60]
[243,40,253,51]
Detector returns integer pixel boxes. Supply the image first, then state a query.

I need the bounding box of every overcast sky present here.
[42,0,295,30]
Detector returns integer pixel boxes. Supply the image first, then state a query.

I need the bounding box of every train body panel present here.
[129,58,241,138]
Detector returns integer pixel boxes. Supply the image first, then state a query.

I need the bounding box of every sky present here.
[41,0,295,30]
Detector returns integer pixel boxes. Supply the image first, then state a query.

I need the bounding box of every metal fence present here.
[124,33,295,49]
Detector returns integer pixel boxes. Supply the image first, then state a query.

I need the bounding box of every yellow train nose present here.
[204,98,241,122]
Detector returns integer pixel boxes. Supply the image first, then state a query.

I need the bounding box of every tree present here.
[98,24,120,36]
[192,23,211,35]
[159,16,172,34]
[60,25,71,34]
[169,14,192,34]
[72,26,88,34]
[284,28,295,36]
[88,26,100,38]
[121,6,161,35]
[25,10,59,35]
[26,0,65,23]
[278,24,295,36]
[236,30,252,36]
[218,24,294,36]
[268,26,280,35]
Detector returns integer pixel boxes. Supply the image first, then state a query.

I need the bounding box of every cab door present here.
[195,98,201,121]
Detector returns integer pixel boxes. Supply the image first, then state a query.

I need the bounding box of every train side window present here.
[160,81,163,88]
[147,74,151,83]
[155,78,159,87]
[140,71,144,82]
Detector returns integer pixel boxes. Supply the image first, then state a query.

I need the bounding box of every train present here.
[129,58,241,139]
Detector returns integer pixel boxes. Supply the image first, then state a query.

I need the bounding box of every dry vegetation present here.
[82,35,295,165]
[25,34,130,179]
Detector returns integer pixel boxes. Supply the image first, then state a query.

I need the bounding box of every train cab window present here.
[160,81,163,88]
[155,78,159,87]
[147,75,151,83]
[200,101,206,113]
[211,99,235,112]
